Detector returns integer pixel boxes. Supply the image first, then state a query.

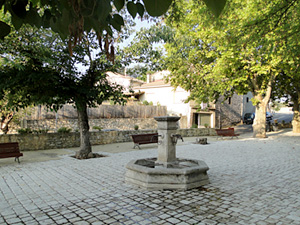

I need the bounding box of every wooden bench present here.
[0,142,23,163]
[131,133,159,149]
[215,128,239,139]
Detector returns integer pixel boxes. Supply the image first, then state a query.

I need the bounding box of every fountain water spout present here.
[171,134,184,144]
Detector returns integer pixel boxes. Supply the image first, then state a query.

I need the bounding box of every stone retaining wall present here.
[23,118,158,133]
[0,128,217,151]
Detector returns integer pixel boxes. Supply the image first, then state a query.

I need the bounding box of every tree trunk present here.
[75,103,92,159]
[253,101,268,138]
[251,75,274,138]
[0,112,14,134]
[292,94,300,133]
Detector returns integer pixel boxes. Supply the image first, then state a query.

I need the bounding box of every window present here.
[246,97,249,103]
[228,97,231,105]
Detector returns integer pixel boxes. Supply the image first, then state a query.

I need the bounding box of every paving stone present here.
[0,135,300,225]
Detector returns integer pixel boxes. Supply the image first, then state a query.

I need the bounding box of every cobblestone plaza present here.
[1,131,300,224]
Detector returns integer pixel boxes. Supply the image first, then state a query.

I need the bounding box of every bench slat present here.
[215,128,239,139]
[0,142,23,162]
[131,133,158,149]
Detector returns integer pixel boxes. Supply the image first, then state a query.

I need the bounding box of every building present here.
[133,71,255,128]
[106,71,145,92]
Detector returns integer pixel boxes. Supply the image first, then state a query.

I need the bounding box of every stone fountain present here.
[125,116,209,190]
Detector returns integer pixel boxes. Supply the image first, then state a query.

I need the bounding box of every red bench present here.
[131,133,158,149]
[0,142,23,163]
[215,128,239,139]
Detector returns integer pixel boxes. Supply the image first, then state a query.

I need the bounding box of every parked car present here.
[266,112,273,122]
[243,113,254,124]
[243,112,273,124]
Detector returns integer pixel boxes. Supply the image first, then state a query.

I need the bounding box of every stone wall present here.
[23,118,158,133]
[215,95,243,128]
[0,128,217,151]
[7,105,167,134]
[25,105,167,119]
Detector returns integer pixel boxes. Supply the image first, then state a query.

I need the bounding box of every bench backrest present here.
[215,128,235,135]
[0,142,20,153]
[131,133,158,142]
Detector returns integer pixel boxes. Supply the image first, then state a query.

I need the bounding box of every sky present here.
[78,18,155,73]
[118,17,154,48]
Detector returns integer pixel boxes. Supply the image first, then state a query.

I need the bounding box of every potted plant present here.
[273,119,279,131]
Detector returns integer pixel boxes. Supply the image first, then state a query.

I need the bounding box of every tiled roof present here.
[134,80,170,89]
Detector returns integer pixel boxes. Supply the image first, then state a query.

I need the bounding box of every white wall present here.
[138,86,190,117]
[243,92,256,116]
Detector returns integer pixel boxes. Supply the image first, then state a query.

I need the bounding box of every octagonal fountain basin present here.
[125,158,209,190]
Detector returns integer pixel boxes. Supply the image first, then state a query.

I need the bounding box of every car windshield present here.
[244,113,252,118]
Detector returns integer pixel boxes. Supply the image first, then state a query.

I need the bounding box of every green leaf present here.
[127,2,137,19]
[24,9,42,27]
[143,0,172,17]
[11,14,23,30]
[111,20,121,31]
[114,0,125,11]
[0,21,11,39]
[94,0,111,22]
[110,14,123,31]
[11,0,28,19]
[136,3,145,18]
[113,14,124,26]
[203,0,227,17]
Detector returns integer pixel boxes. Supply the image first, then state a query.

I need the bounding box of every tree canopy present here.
[0,26,126,157]
[165,0,300,137]
[121,23,174,80]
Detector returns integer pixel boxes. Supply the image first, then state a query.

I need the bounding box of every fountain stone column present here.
[155,116,180,167]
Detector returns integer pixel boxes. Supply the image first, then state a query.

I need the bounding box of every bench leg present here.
[133,144,141,150]
[15,157,20,163]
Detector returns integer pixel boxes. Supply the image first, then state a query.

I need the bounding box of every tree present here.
[0,0,227,157]
[0,95,14,134]
[0,26,125,158]
[121,23,174,80]
[0,0,174,48]
[272,29,300,133]
[0,0,226,51]
[165,0,296,138]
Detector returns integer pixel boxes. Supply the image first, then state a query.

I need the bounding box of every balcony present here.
[189,101,216,110]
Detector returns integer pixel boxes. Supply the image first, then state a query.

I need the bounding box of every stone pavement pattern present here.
[0,132,300,224]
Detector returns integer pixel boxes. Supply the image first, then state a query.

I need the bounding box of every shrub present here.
[57,127,72,133]
[191,124,198,128]
[142,100,149,105]
[33,129,49,134]
[93,126,102,131]
[17,128,32,134]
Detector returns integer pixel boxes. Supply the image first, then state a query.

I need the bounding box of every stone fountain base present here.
[125,158,209,190]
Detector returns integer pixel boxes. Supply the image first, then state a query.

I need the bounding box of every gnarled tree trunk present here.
[292,93,300,133]
[252,77,273,138]
[0,112,14,134]
[252,99,267,138]
[75,103,92,159]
